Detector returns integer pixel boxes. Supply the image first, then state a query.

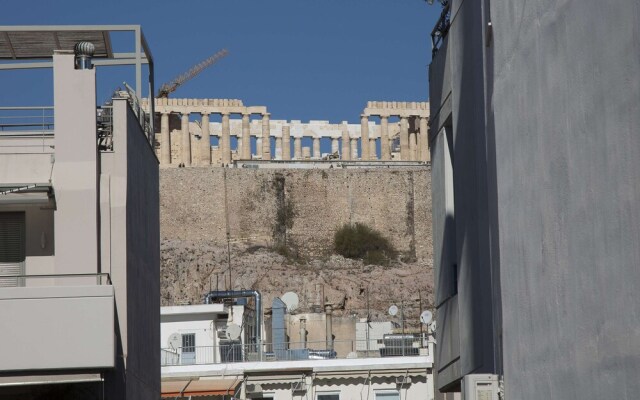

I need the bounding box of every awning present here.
[162,378,240,398]
[0,183,53,206]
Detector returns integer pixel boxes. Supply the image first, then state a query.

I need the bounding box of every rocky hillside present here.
[161,239,434,329]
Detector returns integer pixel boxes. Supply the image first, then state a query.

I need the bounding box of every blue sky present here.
[1,0,441,124]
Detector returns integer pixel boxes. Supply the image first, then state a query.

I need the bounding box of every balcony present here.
[0,273,115,372]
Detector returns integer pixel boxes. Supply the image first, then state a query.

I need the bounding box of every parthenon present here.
[141,98,430,166]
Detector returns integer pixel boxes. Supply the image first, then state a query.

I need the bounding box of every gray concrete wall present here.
[430,0,640,398]
[489,1,640,398]
[429,0,499,391]
[101,99,160,400]
[52,52,99,277]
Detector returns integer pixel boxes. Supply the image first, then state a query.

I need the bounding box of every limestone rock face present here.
[160,240,434,329]
[159,167,434,326]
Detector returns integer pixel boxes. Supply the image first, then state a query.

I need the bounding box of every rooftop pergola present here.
[0,25,154,101]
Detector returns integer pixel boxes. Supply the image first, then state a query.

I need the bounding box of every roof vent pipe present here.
[74,41,95,70]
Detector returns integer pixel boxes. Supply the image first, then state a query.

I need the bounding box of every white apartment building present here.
[0,26,159,399]
[160,299,435,400]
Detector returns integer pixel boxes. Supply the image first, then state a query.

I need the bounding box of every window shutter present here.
[0,212,26,287]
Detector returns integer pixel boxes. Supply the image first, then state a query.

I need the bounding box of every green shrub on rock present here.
[333,223,397,266]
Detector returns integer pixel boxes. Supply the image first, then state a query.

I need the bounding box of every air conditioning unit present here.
[462,374,500,400]
[291,381,307,393]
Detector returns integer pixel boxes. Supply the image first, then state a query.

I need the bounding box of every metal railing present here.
[161,337,428,367]
[0,106,54,134]
[431,1,451,56]
[0,273,112,287]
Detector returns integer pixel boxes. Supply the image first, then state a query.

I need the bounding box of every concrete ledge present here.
[0,285,115,371]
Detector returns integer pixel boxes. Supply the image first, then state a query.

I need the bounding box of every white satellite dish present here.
[388,305,399,316]
[167,332,181,349]
[420,310,433,325]
[281,292,300,313]
[429,321,437,333]
[226,323,242,341]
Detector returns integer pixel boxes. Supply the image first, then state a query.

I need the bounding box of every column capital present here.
[221,111,230,117]
[201,111,211,116]
[181,112,190,118]
[262,113,271,118]
[360,114,369,119]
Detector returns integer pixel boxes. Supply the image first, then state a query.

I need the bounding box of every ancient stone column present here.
[419,116,429,162]
[282,125,291,160]
[181,112,191,166]
[275,136,283,160]
[341,123,350,160]
[261,113,271,160]
[351,138,358,160]
[160,112,171,165]
[380,116,390,161]
[200,112,211,165]
[242,113,251,159]
[294,136,302,159]
[399,117,410,161]
[313,136,321,159]
[256,137,262,157]
[221,112,231,165]
[360,115,370,160]
[369,138,376,160]
[409,131,417,161]
[331,137,339,154]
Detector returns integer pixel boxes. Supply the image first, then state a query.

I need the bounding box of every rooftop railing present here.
[161,337,428,367]
[431,1,451,56]
[0,273,112,288]
[0,106,54,135]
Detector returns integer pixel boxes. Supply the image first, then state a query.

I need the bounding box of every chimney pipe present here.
[74,41,95,70]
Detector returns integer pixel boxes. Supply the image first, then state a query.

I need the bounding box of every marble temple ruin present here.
[141,98,430,166]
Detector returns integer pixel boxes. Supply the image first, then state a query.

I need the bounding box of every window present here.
[181,333,196,365]
[375,391,400,400]
[317,393,340,400]
[0,212,26,287]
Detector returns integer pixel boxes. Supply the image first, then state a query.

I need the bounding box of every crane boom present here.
[157,48,229,98]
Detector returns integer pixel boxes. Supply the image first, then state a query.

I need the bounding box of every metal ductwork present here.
[204,290,262,347]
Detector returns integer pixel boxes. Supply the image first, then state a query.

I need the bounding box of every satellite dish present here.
[388,305,399,316]
[429,321,437,333]
[420,310,433,325]
[281,292,300,313]
[167,332,181,349]
[226,323,242,341]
